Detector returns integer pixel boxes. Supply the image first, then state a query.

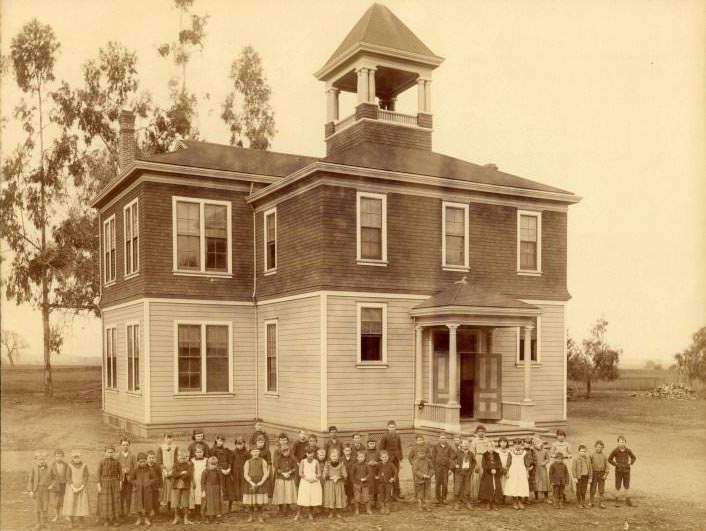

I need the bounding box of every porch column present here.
[415,325,423,404]
[447,324,459,405]
[523,325,534,401]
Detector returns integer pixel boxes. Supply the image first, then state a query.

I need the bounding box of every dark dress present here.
[293,441,309,463]
[231,447,248,501]
[211,445,236,501]
[130,464,159,514]
[524,448,536,492]
[478,451,503,503]
[201,468,225,516]
[97,458,122,519]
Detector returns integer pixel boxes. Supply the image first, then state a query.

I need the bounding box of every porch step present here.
[415,423,550,440]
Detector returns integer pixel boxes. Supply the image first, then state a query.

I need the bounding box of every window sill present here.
[104,281,117,288]
[517,270,542,277]
[263,269,277,276]
[355,362,389,369]
[173,270,233,279]
[125,390,142,397]
[124,272,140,280]
[105,387,119,393]
[515,362,543,368]
[172,392,235,398]
[357,260,388,267]
[263,392,279,398]
[443,265,470,273]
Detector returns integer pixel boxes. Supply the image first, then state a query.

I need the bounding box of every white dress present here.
[498,448,511,493]
[504,450,529,497]
[296,459,322,507]
[190,458,207,507]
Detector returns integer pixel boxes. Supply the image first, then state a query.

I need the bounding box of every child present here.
[201,456,224,523]
[191,446,208,520]
[323,448,347,518]
[349,451,371,515]
[551,429,572,502]
[365,439,380,509]
[117,438,137,518]
[62,450,90,528]
[255,435,273,498]
[169,452,193,525]
[408,434,430,466]
[351,433,365,457]
[470,425,491,503]
[47,449,68,523]
[316,447,328,491]
[549,452,569,509]
[479,441,502,510]
[27,451,51,529]
[496,437,511,502]
[188,429,210,459]
[608,435,637,507]
[231,437,248,510]
[243,447,269,522]
[412,447,433,512]
[325,426,344,459]
[523,438,536,504]
[572,444,592,508]
[271,433,291,497]
[293,430,309,463]
[272,444,298,515]
[96,446,122,526]
[589,440,608,508]
[341,444,355,508]
[157,433,179,513]
[453,439,475,510]
[432,433,455,505]
[532,438,550,503]
[505,438,530,510]
[129,452,157,526]
[377,420,403,499]
[146,451,160,520]
[211,435,235,512]
[307,434,319,451]
[249,419,269,448]
[295,447,322,520]
[377,450,397,514]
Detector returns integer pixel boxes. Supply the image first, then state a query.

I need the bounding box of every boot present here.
[366,502,373,515]
[247,510,253,523]
[599,496,607,509]
[144,517,152,526]
[171,514,180,525]
[417,499,423,512]
[518,500,525,510]
[354,503,359,516]
[588,496,594,508]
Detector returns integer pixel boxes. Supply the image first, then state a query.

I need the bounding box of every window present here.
[105,327,117,389]
[517,210,542,273]
[442,202,469,270]
[265,320,278,393]
[124,199,139,276]
[103,215,116,284]
[264,208,277,273]
[356,303,387,364]
[126,323,140,392]
[356,192,387,264]
[173,197,232,275]
[517,318,541,363]
[176,322,232,394]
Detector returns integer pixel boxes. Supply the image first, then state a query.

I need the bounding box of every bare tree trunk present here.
[585,377,592,398]
[7,351,15,367]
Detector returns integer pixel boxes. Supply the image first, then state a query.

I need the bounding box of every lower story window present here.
[177,323,232,393]
[357,303,387,364]
[127,323,140,392]
[105,327,117,389]
[265,321,277,393]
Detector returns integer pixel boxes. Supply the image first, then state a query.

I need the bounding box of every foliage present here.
[1,330,28,366]
[674,327,706,383]
[221,46,276,149]
[566,318,621,397]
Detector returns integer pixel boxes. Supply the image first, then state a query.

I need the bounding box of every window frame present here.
[172,196,232,277]
[105,326,117,390]
[126,321,140,393]
[123,198,139,278]
[517,210,542,275]
[355,302,388,366]
[264,319,278,395]
[442,201,470,271]
[173,321,234,395]
[516,316,542,365]
[356,191,388,266]
[103,214,116,285]
[263,207,277,274]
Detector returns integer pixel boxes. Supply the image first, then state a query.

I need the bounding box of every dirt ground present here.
[1,368,705,530]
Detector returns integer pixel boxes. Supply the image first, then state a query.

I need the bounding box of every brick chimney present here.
[118,109,136,170]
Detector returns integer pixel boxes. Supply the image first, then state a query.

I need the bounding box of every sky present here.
[1,0,705,367]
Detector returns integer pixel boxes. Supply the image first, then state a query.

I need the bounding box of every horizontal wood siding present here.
[327,296,416,430]
[149,302,256,423]
[103,302,145,422]
[497,303,565,422]
[257,296,321,431]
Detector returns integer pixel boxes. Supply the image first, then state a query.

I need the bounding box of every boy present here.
[249,419,269,449]
[572,445,592,508]
[408,435,431,466]
[589,440,608,508]
[342,445,355,506]
[350,451,371,515]
[432,433,455,505]
[293,430,309,462]
[157,433,179,513]
[549,452,569,509]
[365,439,380,508]
[48,449,68,523]
[378,420,403,499]
[453,439,475,510]
[608,435,637,507]
[146,451,161,519]
[117,438,137,518]
[169,452,193,525]
[129,452,155,526]
[28,451,51,530]
[325,426,344,459]
[376,450,397,514]
[412,447,433,512]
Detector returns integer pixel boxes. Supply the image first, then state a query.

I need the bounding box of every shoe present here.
[51,516,59,523]
[580,504,586,509]
[171,517,179,525]
[183,519,193,526]
[599,502,607,509]
[588,502,594,508]
[135,518,142,526]
[293,514,300,521]
[257,516,264,523]
[465,502,472,510]
[518,501,525,510]
[247,514,253,523]
[307,513,313,520]
[336,513,343,519]
[626,498,634,507]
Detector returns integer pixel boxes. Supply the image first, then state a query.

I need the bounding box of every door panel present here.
[474,353,502,419]
[460,354,474,417]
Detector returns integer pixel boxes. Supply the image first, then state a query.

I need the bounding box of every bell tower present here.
[315,4,444,156]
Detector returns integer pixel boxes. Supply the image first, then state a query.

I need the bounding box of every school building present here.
[93,4,580,438]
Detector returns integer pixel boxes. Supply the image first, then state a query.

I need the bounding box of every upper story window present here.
[264,208,277,273]
[103,215,116,285]
[172,197,232,276]
[356,192,387,265]
[176,322,232,394]
[265,320,278,393]
[126,322,140,392]
[517,210,542,274]
[105,326,117,389]
[357,302,388,365]
[442,202,469,271]
[124,198,139,277]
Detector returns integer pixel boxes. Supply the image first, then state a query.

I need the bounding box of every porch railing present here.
[378,109,418,126]
[416,402,447,424]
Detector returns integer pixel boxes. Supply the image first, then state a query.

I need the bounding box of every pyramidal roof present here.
[316,3,442,78]
[414,279,539,311]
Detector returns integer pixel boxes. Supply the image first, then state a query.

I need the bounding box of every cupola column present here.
[424,79,432,113]
[417,78,432,114]
[356,67,369,104]
[367,67,377,104]
[326,87,340,123]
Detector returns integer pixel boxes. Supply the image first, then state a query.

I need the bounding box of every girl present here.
[255,435,272,501]
[96,446,121,526]
[62,451,90,528]
[169,452,193,525]
[532,438,550,503]
[157,433,179,513]
[188,429,210,459]
[551,429,573,502]
[478,441,502,510]
[323,448,347,518]
[272,445,298,514]
[231,437,248,511]
[48,449,68,523]
[505,439,530,510]
[129,452,156,526]
[201,456,224,523]
[496,437,511,503]
[211,435,235,512]
[190,447,208,520]
[470,425,491,503]
[295,447,322,520]
[243,447,269,523]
